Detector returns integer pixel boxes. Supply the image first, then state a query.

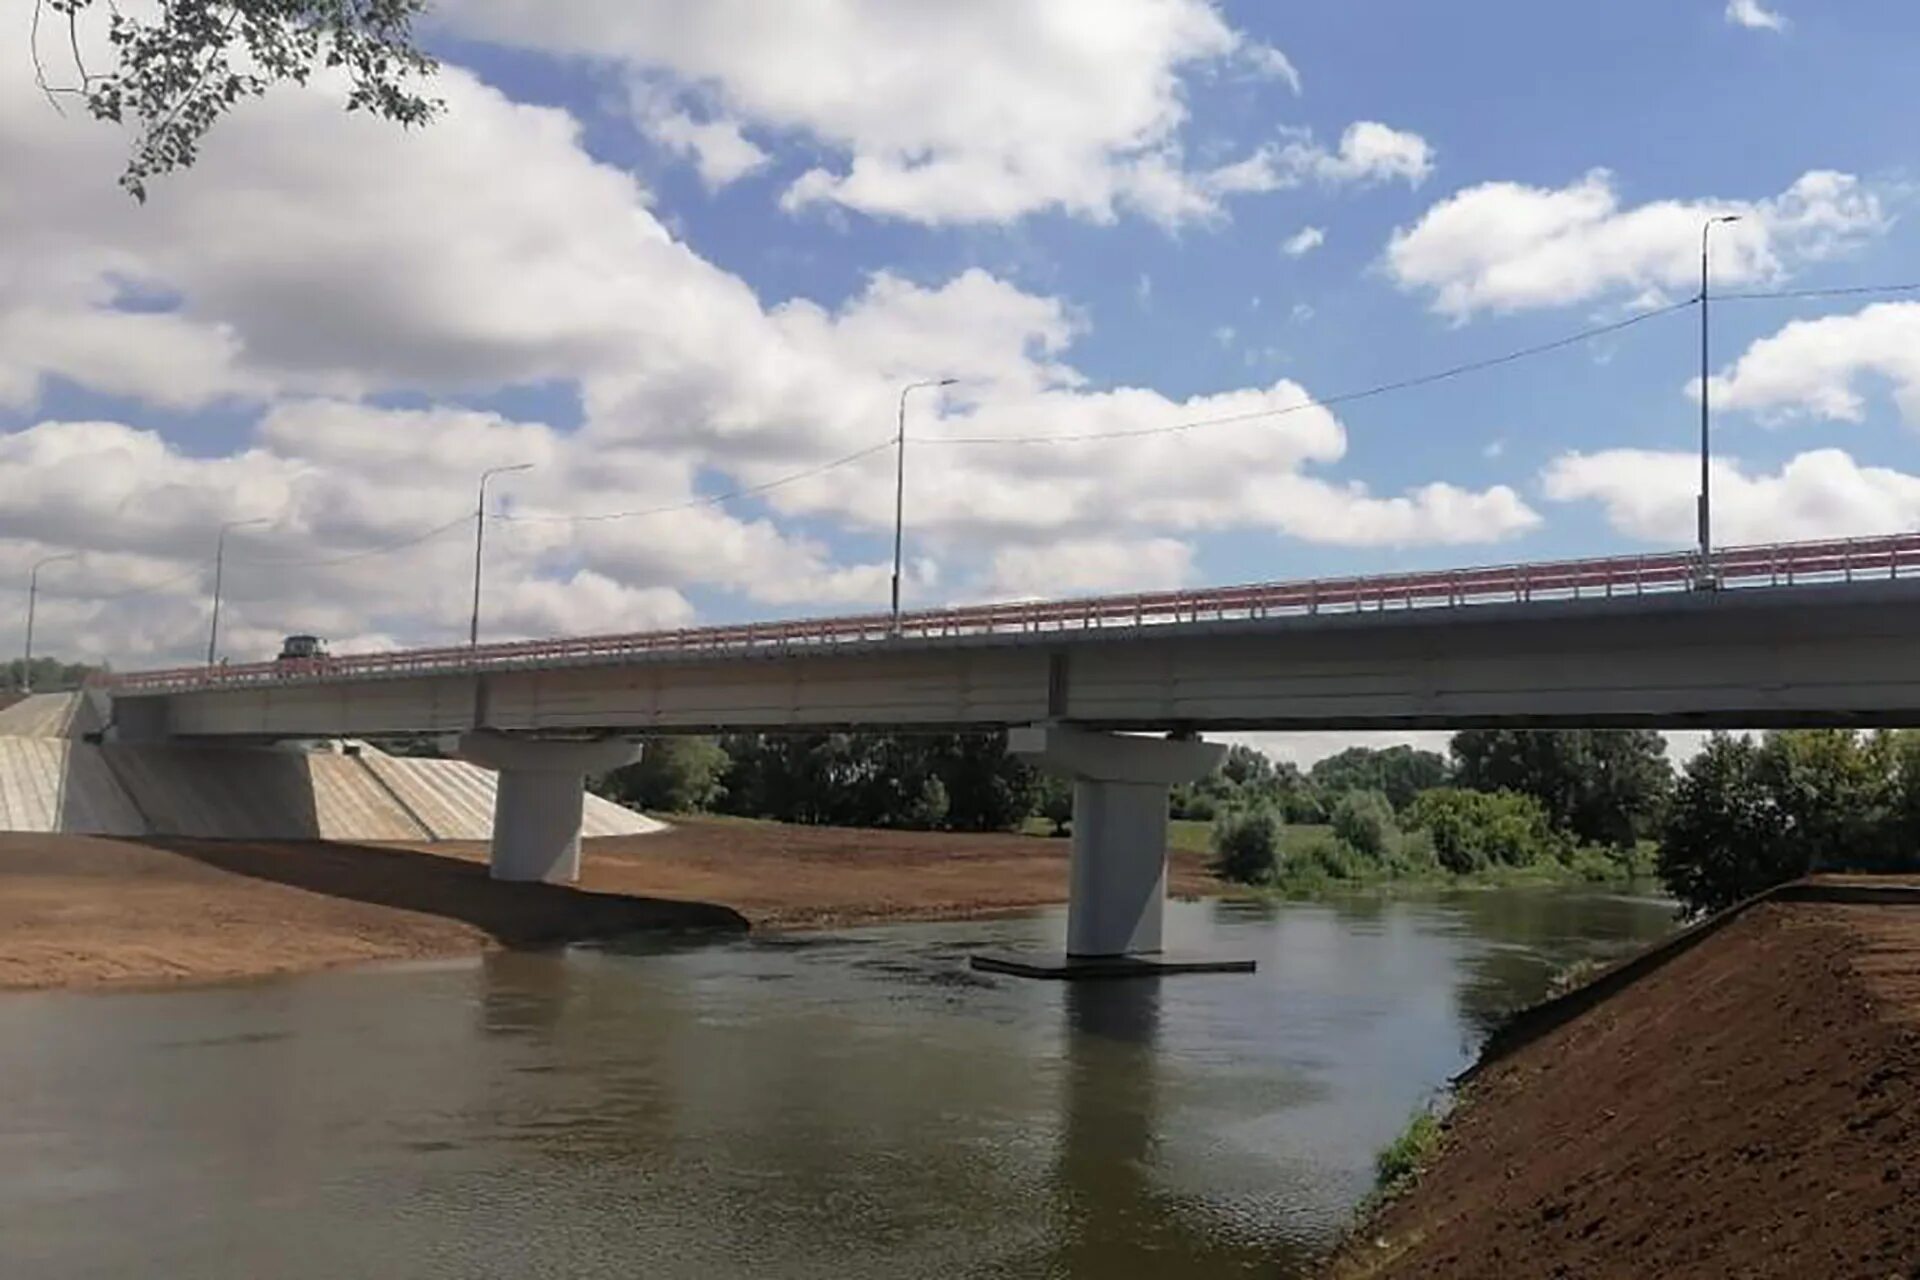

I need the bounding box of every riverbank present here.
[0,818,1221,991]
[1331,883,1920,1278]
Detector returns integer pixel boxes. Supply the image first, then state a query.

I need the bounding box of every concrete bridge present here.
[89,532,1920,969]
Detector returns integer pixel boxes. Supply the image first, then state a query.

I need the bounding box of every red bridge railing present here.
[93,533,1920,694]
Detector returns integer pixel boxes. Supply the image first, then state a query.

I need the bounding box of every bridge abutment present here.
[974,724,1253,979]
[456,732,641,883]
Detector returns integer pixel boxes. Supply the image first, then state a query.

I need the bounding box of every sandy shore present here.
[0,818,1221,991]
[1332,887,1920,1278]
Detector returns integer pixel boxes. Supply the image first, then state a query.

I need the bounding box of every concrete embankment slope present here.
[0,736,146,835]
[0,692,661,841]
[1333,882,1920,1279]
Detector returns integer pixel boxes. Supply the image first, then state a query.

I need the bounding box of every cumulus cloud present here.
[1705,302,1920,427]
[1542,447,1920,545]
[1726,0,1788,32]
[1387,169,1883,318]
[641,108,770,189]
[1283,226,1327,257]
[0,10,1535,667]
[441,0,1331,227]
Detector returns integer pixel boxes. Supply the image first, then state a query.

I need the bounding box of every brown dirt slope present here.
[1334,897,1920,1280]
[0,817,1217,990]
[432,815,1220,930]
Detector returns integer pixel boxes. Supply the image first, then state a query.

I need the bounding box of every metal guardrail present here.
[93,532,1920,695]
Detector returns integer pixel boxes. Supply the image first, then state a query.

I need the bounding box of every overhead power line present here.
[227,512,473,568]
[924,298,1695,447]
[497,437,897,526]
[1720,281,1920,304]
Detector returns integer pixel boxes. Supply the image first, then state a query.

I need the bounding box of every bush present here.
[1277,829,1365,881]
[1404,787,1561,873]
[1211,805,1281,883]
[1331,789,1396,859]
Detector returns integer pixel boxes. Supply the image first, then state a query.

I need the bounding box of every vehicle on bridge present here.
[275,634,331,665]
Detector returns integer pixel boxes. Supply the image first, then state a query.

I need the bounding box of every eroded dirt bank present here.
[1333,892,1920,1279]
[0,818,1219,990]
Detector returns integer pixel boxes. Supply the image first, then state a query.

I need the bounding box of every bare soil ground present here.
[0,818,1219,990]
[1333,892,1920,1279]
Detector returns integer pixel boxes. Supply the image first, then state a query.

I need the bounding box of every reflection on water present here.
[0,888,1673,1279]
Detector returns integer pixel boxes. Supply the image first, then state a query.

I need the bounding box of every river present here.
[0,887,1675,1278]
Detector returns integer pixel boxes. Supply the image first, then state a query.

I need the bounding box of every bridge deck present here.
[97,533,1920,696]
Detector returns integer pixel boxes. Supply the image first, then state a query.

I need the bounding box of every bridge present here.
[89,532,1920,970]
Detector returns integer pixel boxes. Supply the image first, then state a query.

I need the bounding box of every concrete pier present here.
[974,723,1252,979]
[457,731,641,883]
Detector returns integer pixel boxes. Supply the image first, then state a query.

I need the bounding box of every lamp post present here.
[891,378,957,632]
[471,463,534,649]
[207,518,272,667]
[1698,214,1742,587]
[22,552,78,693]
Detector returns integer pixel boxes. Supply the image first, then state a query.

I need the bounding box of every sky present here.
[4,0,1918,765]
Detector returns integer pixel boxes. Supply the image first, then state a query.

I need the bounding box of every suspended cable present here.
[226,511,473,567]
[1719,282,1920,303]
[496,437,897,526]
[923,298,1695,447]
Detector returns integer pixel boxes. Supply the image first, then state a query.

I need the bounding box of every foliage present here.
[1309,745,1450,812]
[1210,805,1281,884]
[1330,788,1396,858]
[1404,787,1563,873]
[1277,828,1366,882]
[600,737,730,815]
[1035,774,1074,836]
[1374,1108,1442,1192]
[1451,729,1671,849]
[714,731,1031,832]
[4,656,104,693]
[1659,730,1917,916]
[33,0,440,200]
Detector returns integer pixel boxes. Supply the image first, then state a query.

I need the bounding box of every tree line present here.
[601,726,1920,918]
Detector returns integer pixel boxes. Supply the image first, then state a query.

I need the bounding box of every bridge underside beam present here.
[456,732,640,883]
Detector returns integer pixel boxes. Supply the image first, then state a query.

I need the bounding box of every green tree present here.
[1451,729,1671,848]
[1211,805,1280,884]
[33,0,440,200]
[1405,787,1562,873]
[4,656,104,693]
[600,737,729,814]
[1330,789,1396,858]
[1035,774,1074,836]
[1658,730,1915,916]
[1309,745,1449,812]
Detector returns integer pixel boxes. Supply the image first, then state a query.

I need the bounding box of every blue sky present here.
[3,0,1919,735]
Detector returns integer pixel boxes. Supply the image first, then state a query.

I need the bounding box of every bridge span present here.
[88,533,1920,971]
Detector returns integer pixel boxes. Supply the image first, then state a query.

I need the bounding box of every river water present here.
[0,889,1674,1279]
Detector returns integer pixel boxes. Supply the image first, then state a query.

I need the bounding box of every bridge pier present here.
[456,732,640,883]
[973,724,1253,979]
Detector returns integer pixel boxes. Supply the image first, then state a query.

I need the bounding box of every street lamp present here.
[22,552,78,693]
[891,378,958,632]
[207,518,272,667]
[1698,214,1742,586]
[471,463,535,648]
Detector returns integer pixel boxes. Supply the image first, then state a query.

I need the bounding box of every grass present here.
[1373,1106,1443,1194]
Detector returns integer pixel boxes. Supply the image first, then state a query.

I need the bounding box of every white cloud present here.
[986,538,1194,599]
[1242,42,1303,95]
[1282,226,1326,257]
[1290,122,1434,187]
[0,11,1536,667]
[1542,446,1920,545]
[1706,302,1920,427]
[444,0,1318,228]
[641,108,770,189]
[1387,169,1884,318]
[1726,0,1788,32]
